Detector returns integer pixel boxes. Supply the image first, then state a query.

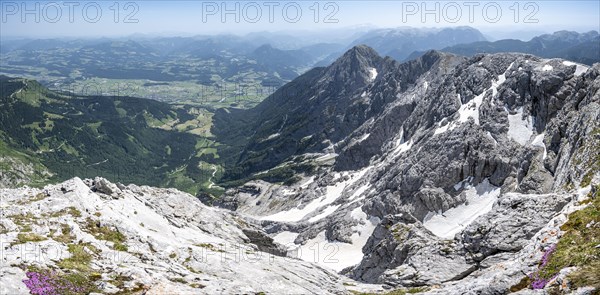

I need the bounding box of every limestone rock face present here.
[0,178,347,294]
[218,47,599,293]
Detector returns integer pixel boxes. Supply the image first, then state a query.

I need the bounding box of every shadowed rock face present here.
[218,45,599,292]
[213,46,455,180]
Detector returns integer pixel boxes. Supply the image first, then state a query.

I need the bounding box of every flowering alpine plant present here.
[528,244,558,290]
[539,244,556,267]
[22,271,85,295]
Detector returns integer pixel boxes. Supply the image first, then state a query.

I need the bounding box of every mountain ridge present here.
[406,30,600,65]
[212,46,455,183]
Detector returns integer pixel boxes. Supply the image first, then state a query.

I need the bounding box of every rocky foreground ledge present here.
[0,177,350,294]
[1,176,599,294]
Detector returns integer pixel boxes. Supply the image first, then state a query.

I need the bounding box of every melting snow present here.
[486,131,498,146]
[273,231,299,246]
[423,179,500,239]
[453,176,473,191]
[434,63,512,135]
[368,68,378,81]
[314,153,338,163]
[284,208,379,271]
[434,121,453,135]
[531,133,547,159]
[357,133,370,143]
[391,128,413,157]
[542,65,553,72]
[300,176,315,188]
[308,205,341,223]
[260,169,368,222]
[562,61,588,76]
[349,184,371,201]
[457,93,483,125]
[506,107,534,145]
[392,140,413,157]
[281,189,296,196]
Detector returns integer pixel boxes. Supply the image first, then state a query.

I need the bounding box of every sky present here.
[1,1,599,39]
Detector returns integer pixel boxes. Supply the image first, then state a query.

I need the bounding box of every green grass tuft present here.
[12,232,47,245]
[83,218,128,251]
[57,244,96,272]
[538,186,600,289]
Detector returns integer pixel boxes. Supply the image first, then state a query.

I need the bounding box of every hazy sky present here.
[1,1,598,38]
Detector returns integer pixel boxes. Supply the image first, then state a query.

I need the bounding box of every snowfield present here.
[259,168,369,222]
[423,179,501,239]
[506,107,534,145]
[277,207,380,272]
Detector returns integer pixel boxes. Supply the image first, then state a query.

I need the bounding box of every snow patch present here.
[506,107,534,145]
[392,140,413,157]
[434,63,512,135]
[287,208,379,271]
[531,133,547,160]
[368,68,378,81]
[562,61,588,76]
[457,93,483,125]
[357,133,370,143]
[314,153,338,164]
[486,131,498,146]
[273,231,299,246]
[260,168,368,222]
[542,64,553,72]
[423,179,500,239]
[434,120,453,135]
[281,189,296,196]
[453,176,474,191]
[308,205,341,223]
[300,176,315,188]
[391,128,413,157]
[349,184,371,201]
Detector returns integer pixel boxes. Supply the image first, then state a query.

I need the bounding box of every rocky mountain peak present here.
[340,44,381,62]
[325,45,384,86]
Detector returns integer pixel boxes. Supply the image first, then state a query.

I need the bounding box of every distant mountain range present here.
[349,26,487,61]
[407,30,600,65]
[0,35,340,86]
[3,28,597,102]
[0,27,487,88]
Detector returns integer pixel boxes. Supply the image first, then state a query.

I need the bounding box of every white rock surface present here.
[0,178,348,294]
